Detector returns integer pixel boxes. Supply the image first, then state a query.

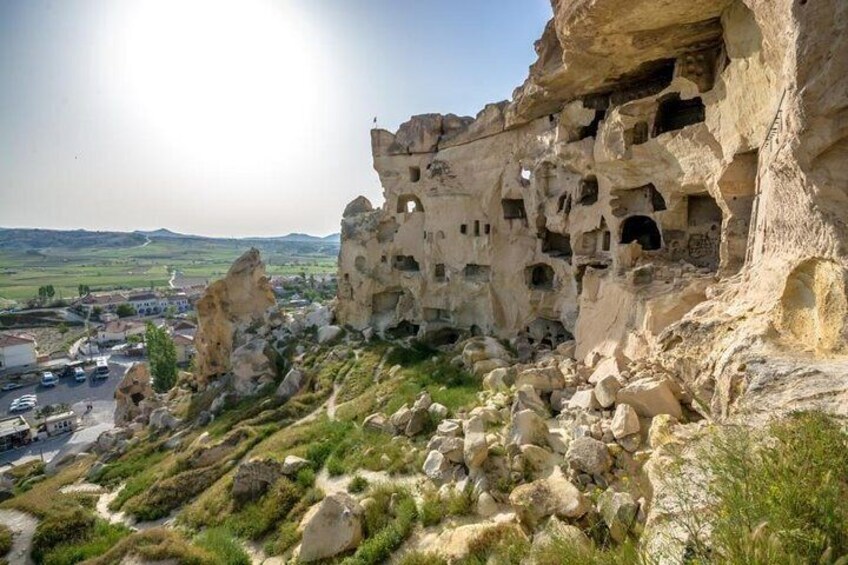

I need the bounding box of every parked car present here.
[40,371,58,387]
[93,358,110,379]
[0,382,22,391]
[73,367,87,382]
[60,361,86,379]
[10,398,36,412]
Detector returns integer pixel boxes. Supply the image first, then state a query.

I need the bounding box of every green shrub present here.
[225,477,302,540]
[341,495,417,565]
[0,524,12,557]
[31,506,96,563]
[398,551,448,565]
[531,534,640,565]
[38,520,131,565]
[419,490,445,527]
[694,412,848,564]
[296,467,316,489]
[194,527,250,565]
[6,460,45,482]
[444,484,475,517]
[326,455,347,477]
[463,524,530,565]
[265,522,300,556]
[348,475,369,494]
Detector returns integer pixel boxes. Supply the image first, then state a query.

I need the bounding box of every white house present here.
[128,292,161,316]
[168,293,190,313]
[97,320,146,345]
[0,334,38,370]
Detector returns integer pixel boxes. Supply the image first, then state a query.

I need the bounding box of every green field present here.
[0,236,338,303]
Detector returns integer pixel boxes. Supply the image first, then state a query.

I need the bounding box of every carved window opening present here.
[621,215,662,250]
[654,94,705,136]
[409,166,421,182]
[397,194,424,214]
[687,194,723,227]
[526,264,555,290]
[578,177,599,206]
[650,185,667,211]
[602,231,611,251]
[464,264,491,282]
[579,110,606,140]
[484,224,491,235]
[392,255,420,272]
[460,224,467,235]
[434,264,446,282]
[542,230,572,259]
[474,220,480,236]
[502,199,527,220]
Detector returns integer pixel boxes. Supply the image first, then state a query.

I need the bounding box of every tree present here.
[57,322,68,335]
[145,322,177,393]
[116,304,136,318]
[77,284,90,297]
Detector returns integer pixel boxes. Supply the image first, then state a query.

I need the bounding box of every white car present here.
[74,367,87,382]
[18,394,37,403]
[0,382,21,391]
[10,398,35,412]
[40,372,58,387]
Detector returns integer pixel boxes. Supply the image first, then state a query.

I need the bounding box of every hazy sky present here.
[0,0,551,237]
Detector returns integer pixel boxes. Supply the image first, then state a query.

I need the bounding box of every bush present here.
[37,520,131,565]
[225,477,302,540]
[341,494,417,565]
[348,475,369,494]
[464,524,530,565]
[295,467,316,489]
[194,527,250,565]
[419,489,445,527]
[31,506,96,563]
[0,524,12,557]
[696,412,848,564]
[265,522,300,556]
[7,460,45,482]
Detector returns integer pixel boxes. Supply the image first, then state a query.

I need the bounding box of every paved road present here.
[0,360,127,422]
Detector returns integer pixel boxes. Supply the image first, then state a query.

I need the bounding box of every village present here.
[0,272,337,464]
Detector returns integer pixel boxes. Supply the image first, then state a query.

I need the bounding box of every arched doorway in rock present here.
[620,215,662,250]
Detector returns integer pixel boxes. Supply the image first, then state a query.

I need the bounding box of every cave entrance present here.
[578,177,599,206]
[621,216,662,250]
[654,94,705,136]
[526,263,555,290]
[502,199,527,220]
[542,230,572,259]
[397,194,424,214]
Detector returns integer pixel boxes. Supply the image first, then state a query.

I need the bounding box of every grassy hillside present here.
[0,229,339,302]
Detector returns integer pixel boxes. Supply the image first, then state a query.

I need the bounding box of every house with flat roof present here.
[173,333,195,365]
[0,333,38,370]
[0,415,32,451]
[97,320,146,345]
[42,411,77,437]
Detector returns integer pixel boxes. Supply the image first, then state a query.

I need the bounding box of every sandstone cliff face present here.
[338,0,848,421]
[194,248,276,385]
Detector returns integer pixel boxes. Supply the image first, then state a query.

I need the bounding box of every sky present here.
[0,0,551,238]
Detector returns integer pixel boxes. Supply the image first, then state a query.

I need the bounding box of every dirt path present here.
[0,509,38,565]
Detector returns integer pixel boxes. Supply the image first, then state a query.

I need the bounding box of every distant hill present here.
[0,227,340,250]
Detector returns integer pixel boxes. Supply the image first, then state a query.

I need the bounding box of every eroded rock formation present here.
[338,0,848,421]
[114,362,157,426]
[194,248,276,387]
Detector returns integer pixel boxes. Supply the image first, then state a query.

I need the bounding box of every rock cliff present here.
[338,0,848,421]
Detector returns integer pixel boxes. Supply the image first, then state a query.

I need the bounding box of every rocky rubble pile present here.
[411,336,690,551]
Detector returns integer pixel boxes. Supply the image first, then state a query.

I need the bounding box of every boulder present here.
[463,416,488,469]
[276,368,305,402]
[611,404,640,439]
[317,325,343,344]
[230,339,277,396]
[514,367,566,392]
[281,455,310,476]
[298,493,364,562]
[482,367,511,391]
[598,489,639,542]
[566,436,611,475]
[568,389,600,411]
[477,491,498,518]
[405,408,430,437]
[363,412,393,433]
[588,357,623,385]
[509,409,549,447]
[148,407,180,431]
[509,468,589,528]
[232,458,285,503]
[594,374,622,409]
[423,450,452,482]
[428,402,449,421]
[437,419,463,437]
[616,378,682,418]
[514,384,550,417]
[389,404,413,430]
[533,517,591,551]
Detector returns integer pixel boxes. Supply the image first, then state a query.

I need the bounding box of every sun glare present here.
[103,0,331,173]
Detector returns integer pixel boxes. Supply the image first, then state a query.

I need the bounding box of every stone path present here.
[0,508,38,565]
